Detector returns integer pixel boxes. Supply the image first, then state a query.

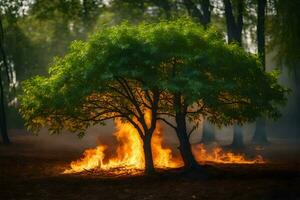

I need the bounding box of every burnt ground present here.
[0,131,300,200]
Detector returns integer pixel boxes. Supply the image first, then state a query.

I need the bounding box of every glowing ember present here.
[193,144,265,164]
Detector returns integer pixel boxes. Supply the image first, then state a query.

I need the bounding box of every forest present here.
[0,0,299,200]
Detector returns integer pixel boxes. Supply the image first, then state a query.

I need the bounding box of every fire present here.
[64,112,265,175]
[63,112,182,174]
[193,144,265,164]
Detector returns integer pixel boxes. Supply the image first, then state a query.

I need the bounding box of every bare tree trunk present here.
[0,73,10,144]
[0,17,10,145]
[143,133,155,174]
[294,67,300,137]
[174,94,201,171]
[175,113,200,170]
[224,0,245,148]
[231,125,244,149]
[253,118,268,144]
[183,0,211,27]
[223,0,243,44]
[253,0,268,145]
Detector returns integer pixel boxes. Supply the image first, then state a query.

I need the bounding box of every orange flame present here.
[64,113,265,174]
[63,113,182,174]
[193,144,265,164]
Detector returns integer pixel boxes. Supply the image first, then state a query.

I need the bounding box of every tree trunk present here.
[223,0,243,44]
[183,0,211,27]
[143,133,155,175]
[231,125,244,149]
[0,17,10,145]
[294,67,300,137]
[201,0,211,27]
[224,0,245,148]
[201,120,215,144]
[0,73,9,145]
[173,92,201,170]
[253,0,268,145]
[253,118,268,144]
[175,113,200,170]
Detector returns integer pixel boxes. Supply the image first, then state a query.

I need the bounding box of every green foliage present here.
[19,18,287,135]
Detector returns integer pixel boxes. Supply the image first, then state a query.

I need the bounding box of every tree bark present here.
[202,0,211,26]
[183,0,211,27]
[295,67,300,136]
[231,125,244,149]
[173,94,201,171]
[223,0,244,44]
[253,118,268,144]
[0,17,10,145]
[175,113,200,170]
[143,133,155,174]
[224,0,245,147]
[253,0,268,145]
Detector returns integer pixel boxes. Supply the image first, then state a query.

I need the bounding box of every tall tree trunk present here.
[0,17,10,145]
[175,113,200,170]
[0,73,9,144]
[201,0,211,27]
[295,67,300,136]
[223,0,243,44]
[231,125,244,149]
[143,132,155,174]
[201,120,215,144]
[183,0,211,27]
[253,118,268,144]
[224,0,244,148]
[253,0,268,145]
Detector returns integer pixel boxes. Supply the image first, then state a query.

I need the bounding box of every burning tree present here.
[20,19,287,174]
[150,20,288,171]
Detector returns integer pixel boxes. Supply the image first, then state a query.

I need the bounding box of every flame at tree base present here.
[63,119,182,174]
[63,120,265,175]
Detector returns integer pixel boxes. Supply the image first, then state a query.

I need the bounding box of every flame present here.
[64,112,265,175]
[63,111,182,174]
[193,144,265,164]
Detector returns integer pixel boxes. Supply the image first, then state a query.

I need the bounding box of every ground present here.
[0,131,300,200]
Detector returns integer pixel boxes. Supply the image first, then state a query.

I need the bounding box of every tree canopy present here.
[18,18,288,173]
[19,18,287,134]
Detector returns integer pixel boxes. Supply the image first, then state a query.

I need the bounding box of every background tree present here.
[0,0,29,143]
[223,0,245,148]
[252,0,268,145]
[270,0,300,136]
[0,17,10,144]
[19,22,170,174]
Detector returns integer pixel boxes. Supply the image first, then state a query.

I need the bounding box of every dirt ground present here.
[0,131,300,200]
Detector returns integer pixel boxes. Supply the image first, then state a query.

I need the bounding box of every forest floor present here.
[0,130,300,200]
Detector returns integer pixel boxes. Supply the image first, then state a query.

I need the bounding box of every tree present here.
[183,0,211,27]
[223,0,244,44]
[180,0,215,144]
[147,19,286,170]
[223,0,245,148]
[20,19,287,173]
[19,22,169,174]
[0,17,10,144]
[270,0,300,134]
[0,0,25,144]
[252,0,268,145]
